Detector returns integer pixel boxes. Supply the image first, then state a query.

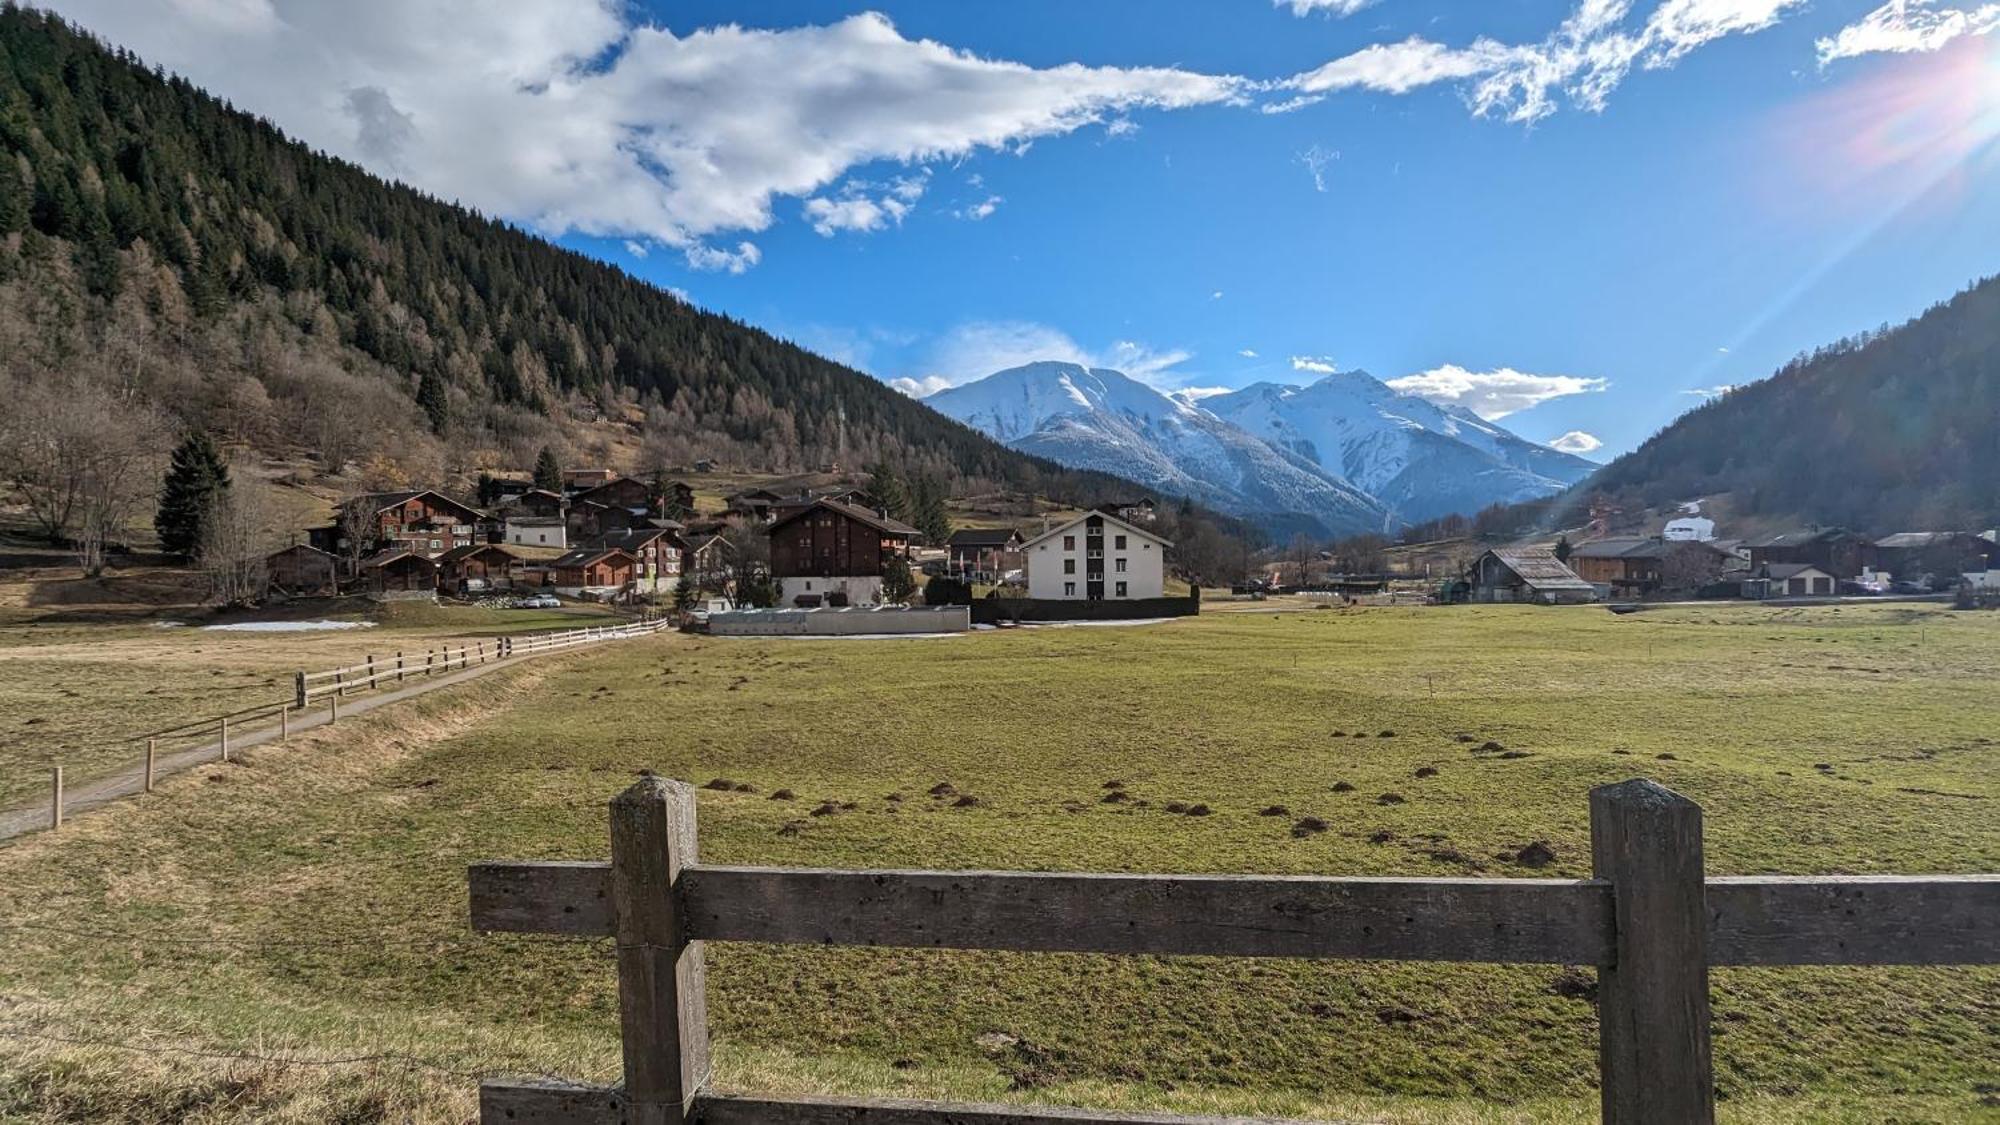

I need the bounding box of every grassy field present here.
[0,599,632,808]
[0,602,1994,1123]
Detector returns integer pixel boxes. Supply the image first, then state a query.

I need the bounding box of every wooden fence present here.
[293,615,674,708]
[468,776,1998,1125]
[26,615,677,834]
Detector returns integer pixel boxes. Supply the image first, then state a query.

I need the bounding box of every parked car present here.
[517,594,561,609]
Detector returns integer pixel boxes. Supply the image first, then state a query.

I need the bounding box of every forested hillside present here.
[0,7,1130,501]
[1588,273,2000,531]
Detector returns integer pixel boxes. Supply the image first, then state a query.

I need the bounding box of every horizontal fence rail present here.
[465,777,2000,1125]
[293,615,672,707]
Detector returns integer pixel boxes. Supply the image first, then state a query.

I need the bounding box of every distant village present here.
[256,463,2000,627]
[262,468,1180,626]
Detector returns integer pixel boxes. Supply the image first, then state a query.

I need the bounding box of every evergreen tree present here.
[881,555,916,605]
[0,161,27,235]
[155,432,230,561]
[1553,534,1573,563]
[866,461,910,521]
[418,368,449,434]
[672,573,696,618]
[533,446,562,492]
[909,473,951,545]
[735,566,776,608]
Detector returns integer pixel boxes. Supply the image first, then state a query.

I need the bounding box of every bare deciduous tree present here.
[0,376,165,573]
[200,482,279,605]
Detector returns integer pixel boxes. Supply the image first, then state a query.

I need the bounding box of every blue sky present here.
[54,0,2000,459]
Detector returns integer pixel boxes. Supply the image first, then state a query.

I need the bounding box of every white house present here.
[1663,516,1716,542]
[503,517,567,550]
[1022,511,1170,600]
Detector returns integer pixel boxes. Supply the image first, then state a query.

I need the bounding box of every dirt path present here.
[0,654,533,840]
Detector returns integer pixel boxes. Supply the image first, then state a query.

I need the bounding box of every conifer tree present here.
[533,446,562,492]
[881,554,916,605]
[418,368,449,434]
[155,432,230,561]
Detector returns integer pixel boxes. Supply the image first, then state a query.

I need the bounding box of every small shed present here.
[265,544,339,597]
[1466,548,1598,605]
[361,549,440,600]
[1744,563,1836,599]
[438,543,520,594]
[550,547,639,599]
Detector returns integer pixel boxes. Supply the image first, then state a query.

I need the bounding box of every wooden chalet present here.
[683,533,734,590]
[1465,548,1597,605]
[1096,497,1158,525]
[596,526,684,594]
[768,499,918,606]
[562,468,616,490]
[264,543,339,597]
[724,488,786,523]
[946,527,1025,581]
[314,490,485,560]
[437,543,521,594]
[1873,532,1999,578]
[500,488,567,520]
[550,547,639,599]
[360,548,440,598]
[1568,537,1734,598]
[1744,528,1871,580]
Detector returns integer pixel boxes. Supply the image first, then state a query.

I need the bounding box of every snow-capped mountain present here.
[1201,371,1597,524]
[925,362,1388,537]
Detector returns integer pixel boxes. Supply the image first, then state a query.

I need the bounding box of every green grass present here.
[0,600,629,808]
[0,602,1995,1122]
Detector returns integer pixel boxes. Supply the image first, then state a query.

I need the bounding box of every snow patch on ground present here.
[201,619,377,633]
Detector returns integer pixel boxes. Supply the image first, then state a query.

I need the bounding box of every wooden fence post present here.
[1590,778,1715,1125]
[336,668,345,697]
[294,671,307,710]
[329,694,339,724]
[609,775,711,1123]
[219,717,230,763]
[426,650,435,677]
[367,654,377,689]
[280,705,290,741]
[50,766,62,829]
[144,738,156,792]
[397,651,406,683]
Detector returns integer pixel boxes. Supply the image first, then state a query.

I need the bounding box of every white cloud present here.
[1683,383,1737,397]
[1278,0,1382,15]
[955,195,1004,220]
[803,175,925,237]
[1104,116,1141,137]
[682,241,762,274]
[1384,364,1609,419]
[912,321,1193,390]
[1290,355,1340,374]
[1548,430,1605,454]
[1298,144,1339,192]
[1238,348,1260,358]
[46,4,1247,266]
[1817,1,2000,63]
[890,374,955,398]
[1211,290,1225,299]
[623,240,649,259]
[1282,0,1808,123]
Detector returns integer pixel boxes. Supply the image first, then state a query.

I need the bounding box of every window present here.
[1064,581,1076,597]
[1063,559,1076,574]
[1115,558,1127,573]
[1115,581,1128,597]
[1115,535,1127,549]
[1063,535,1076,550]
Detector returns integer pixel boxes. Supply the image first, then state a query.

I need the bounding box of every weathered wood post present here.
[609,775,711,1124]
[49,767,62,829]
[294,671,307,710]
[219,717,230,763]
[144,738,156,792]
[366,654,377,689]
[280,704,290,741]
[329,694,339,724]
[335,667,345,697]
[426,649,435,677]
[397,651,406,683]
[1590,778,1715,1125]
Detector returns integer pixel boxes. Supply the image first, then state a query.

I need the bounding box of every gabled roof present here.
[360,548,438,570]
[551,546,638,569]
[948,527,1024,547]
[596,527,678,551]
[1744,527,1861,549]
[1875,531,1976,549]
[437,543,519,564]
[499,488,566,506]
[768,498,920,538]
[573,476,651,503]
[1761,562,1833,580]
[342,489,484,522]
[266,543,335,560]
[726,488,786,505]
[1021,509,1173,551]
[1568,537,1664,560]
[1478,548,1594,592]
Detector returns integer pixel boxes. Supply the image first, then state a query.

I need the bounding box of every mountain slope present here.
[0,7,1146,505]
[1587,273,2000,530]
[927,363,1388,537]
[1202,372,1596,524]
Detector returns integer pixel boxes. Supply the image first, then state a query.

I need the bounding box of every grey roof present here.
[551,546,636,568]
[1875,532,1972,549]
[768,498,919,537]
[948,527,1023,547]
[1569,537,1664,560]
[1760,563,1831,579]
[1483,548,1595,591]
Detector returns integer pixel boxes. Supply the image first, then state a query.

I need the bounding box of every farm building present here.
[312,490,484,560]
[1569,537,1736,599]
[549,547,639,600]
[1022,511,1169,601]
[946,527,1025,582]
[683,533,735,591]
[360,549,440,600]
[437,543,520,595]
[264,544,339,597]
[1744,563,1837,598]
[498,488,566,520]
[724,488,786,523]
[503,517,567,550]
[597,527,684,595]
[768,498,919,606]
[1744,528,1871,580]
[1465,548,1598,605]
[1097,498,1158,525]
